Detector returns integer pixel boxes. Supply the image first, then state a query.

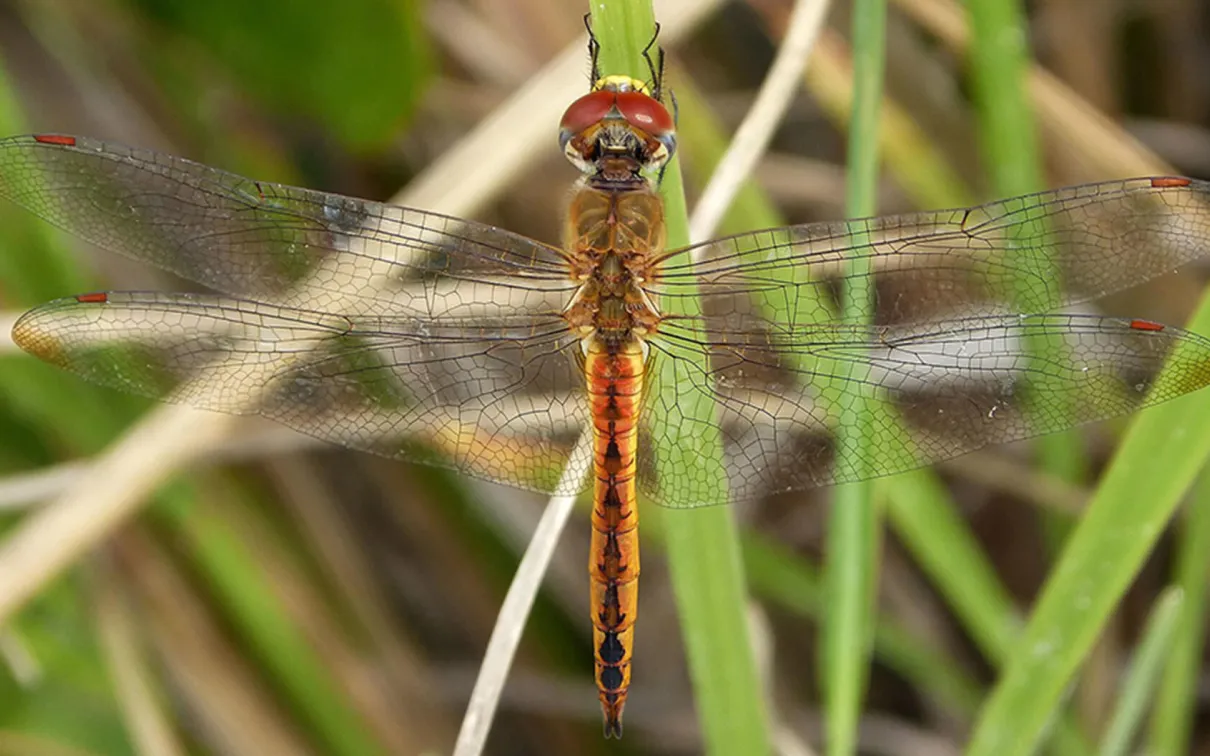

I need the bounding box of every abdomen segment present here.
[585,339,645,738]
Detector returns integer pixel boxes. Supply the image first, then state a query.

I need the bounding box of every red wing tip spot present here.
[1130,319,1165,332]
[75,292,109,303]
[1151,177,1192,188]
[32,134,77,147]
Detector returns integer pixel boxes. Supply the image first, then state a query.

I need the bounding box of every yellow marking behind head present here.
[592,74,650,95]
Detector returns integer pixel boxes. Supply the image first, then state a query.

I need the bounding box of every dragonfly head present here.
[559,75,676,180]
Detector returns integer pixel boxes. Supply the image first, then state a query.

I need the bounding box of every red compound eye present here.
[614,91,674,135]
[559,91,616,134]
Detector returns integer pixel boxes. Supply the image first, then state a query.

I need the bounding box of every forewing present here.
[657,177,1210,325]
[0,134,573,317]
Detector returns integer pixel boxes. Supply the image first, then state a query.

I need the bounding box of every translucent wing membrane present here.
[0,134,573,316]
[657,177,1210,324]
[14,292,588,494]
[641,314,1210,505]
[7,135,1210,507]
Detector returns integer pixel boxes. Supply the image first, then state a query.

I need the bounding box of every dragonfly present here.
[6,32,1210,739]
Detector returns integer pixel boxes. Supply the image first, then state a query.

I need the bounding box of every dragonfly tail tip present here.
[603,716,623,739]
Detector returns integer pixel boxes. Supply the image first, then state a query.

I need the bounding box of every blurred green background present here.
[0,0,1209,754]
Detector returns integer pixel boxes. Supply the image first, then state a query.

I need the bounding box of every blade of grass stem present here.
[1146,471,1210,755]
[966,0,1086,487]
[706,10,1066,746]
[823,1,885,754]
[154,487,385,756]
[968,286,1210,755]
[1096,588,1183,756]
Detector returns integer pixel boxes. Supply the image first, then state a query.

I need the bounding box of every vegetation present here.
[0,1,1206,754]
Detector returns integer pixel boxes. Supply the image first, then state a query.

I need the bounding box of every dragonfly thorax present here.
[562,184,665,349]
[564,252,660,348]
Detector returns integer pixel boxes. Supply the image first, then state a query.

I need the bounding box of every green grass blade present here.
[672,49,1026,732]
[0,44,199,756]
[1097,588,1183,756]
[967,286,1210,755]
[741,530,986,718]
[153,492,384,756]
[671,55,1003,728]
[803,31,973,211]
[1146,471,1210,754]
[823,2,886,754]
[966,0,1085,486]
[967,0,1043,195]
[591,2,770,751]
[963,10,1089,741]
[884,470,1020,655]
[963,7,1203,752]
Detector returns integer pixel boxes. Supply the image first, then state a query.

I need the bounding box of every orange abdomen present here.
[585,340,644,738]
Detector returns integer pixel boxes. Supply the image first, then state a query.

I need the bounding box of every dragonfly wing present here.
[640,313,1210,507]
[0,134,572,314]
[14,292,591,496]
[635,177,1210,507]
[658,177,1210,324]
